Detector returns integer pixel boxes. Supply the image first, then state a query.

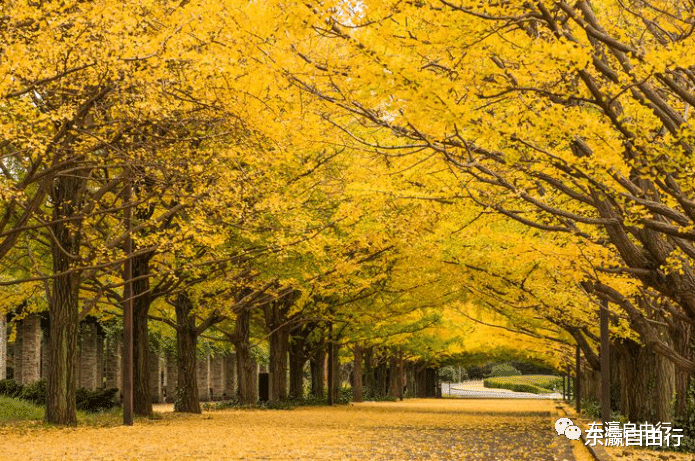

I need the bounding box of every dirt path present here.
[2,399,579,460]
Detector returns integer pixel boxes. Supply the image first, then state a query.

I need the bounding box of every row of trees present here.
[0,0,512,424]
[4,0,692,426]
[277,0,695,422]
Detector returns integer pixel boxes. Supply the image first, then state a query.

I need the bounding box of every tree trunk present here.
[363,347,374,399]
[268,324,289,402]
[376,361,388,396]
[132,252,153,416]
[234,307,256,405]
[264,300,292,402]
[310,348,326,398]
[328,338,339,404]
[46,172,85,425]
[398,354,405,401]
[672,321,692,420]
[387,356,399,397]
[352,346,363,403]
[0,314,6,380]
[617,340,674,422]
[289,337,306,400]
[174,292,200,413]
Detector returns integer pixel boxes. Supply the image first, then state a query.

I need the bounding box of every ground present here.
[1,398,587,461]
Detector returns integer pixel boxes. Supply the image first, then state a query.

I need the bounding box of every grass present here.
[483,375,562,394]
[0,396,45,423]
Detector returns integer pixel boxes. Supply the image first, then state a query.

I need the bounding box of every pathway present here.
[442,380,564,399]
[1,399,580,460]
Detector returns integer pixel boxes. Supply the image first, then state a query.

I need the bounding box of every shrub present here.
[0,379,24,398]
[488,363,521,377]
[18,379,46,405]
[76,387,120,413]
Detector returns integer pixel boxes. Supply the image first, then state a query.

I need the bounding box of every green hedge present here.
[0,379,120,412]
[483,375,562,394]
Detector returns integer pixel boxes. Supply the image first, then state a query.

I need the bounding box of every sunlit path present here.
[442,380,563,400]
[2,399,577,461]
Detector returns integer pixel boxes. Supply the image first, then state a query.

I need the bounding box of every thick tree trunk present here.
[387,356,399,398]
[235,307,257,405]
[289,338,306,400]
[327,338,339,404]
[0,314,6,380]
[132,253,153,416]
[268,325,289,402]
[46,172,85,425]
[264,300,293,402]
[672,321,692,420]
[352,346,363,403]
[617,340,675,422]
[174,293,200,413]
[310,348,326,398]
[376,361,388,396]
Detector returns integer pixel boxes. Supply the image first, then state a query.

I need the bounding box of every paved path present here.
[443,380,564,399]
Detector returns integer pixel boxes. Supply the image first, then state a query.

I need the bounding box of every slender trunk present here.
[174,292,200,413]
[329,339,339,404]
[672,321,692,420]
[132,253,153,416]
[327,325,334,406]
[46,173,85,425]
[0,314,6,380]
[363,347,374,399]
[310,348,326,398]
[398,354,405,401]
[289,338,306,400]
[234,307,256,405]
[352,346,363,403]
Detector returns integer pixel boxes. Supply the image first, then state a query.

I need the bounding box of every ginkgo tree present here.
[275,0,695,421]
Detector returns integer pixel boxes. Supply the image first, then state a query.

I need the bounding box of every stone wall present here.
[78,322,98,389]
[165,352,177,403]
[197,354,211,401]
[19,315,42,385]
[104,335,121,392]
[223,354,236,400]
